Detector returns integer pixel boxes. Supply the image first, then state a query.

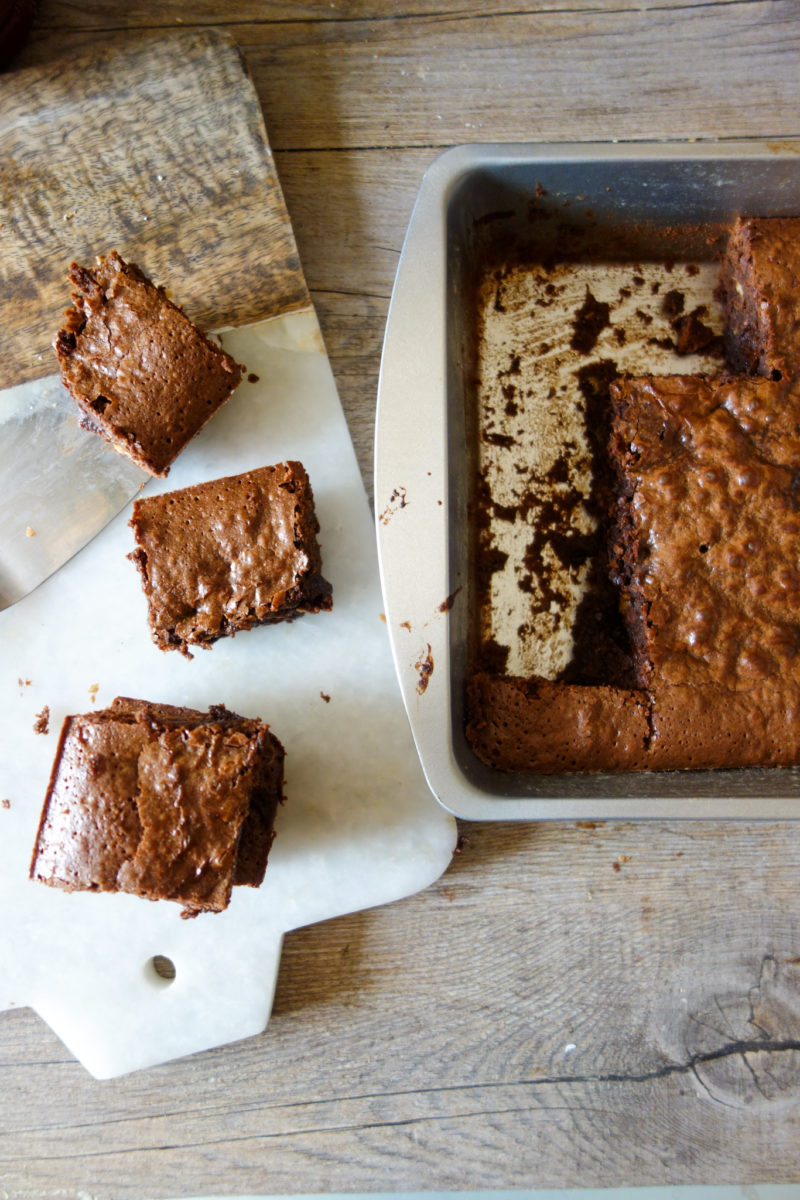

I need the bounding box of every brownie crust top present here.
[29,699,285,915]
[609,374,800,693]
[129,461,333,654]
[54,251,242,476]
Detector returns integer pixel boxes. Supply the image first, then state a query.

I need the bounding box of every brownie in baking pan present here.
[128,461,333,656]
[466,216,800,774]
[54,251,242,476]
[29,698,285,916]
[719,216,800,383]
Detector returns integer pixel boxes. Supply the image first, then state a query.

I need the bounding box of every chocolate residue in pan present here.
[483,430,517,449]
[481,636,510,673]
[563,357,638,685]
[493,501,518,522]
[661,289,685,319]
[415,644,434,694]
[519,486,598,618]
[673,307,722,356]
[570,288,612,354]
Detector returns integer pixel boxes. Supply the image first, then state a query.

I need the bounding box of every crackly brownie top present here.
[610,374,800,691]
[129,461,332,649]
[30,700,267,913]
[54,251,242,476]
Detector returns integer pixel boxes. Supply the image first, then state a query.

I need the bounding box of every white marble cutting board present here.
[0,308,456,1079]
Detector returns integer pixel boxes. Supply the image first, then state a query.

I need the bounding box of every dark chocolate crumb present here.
[662,289,685,319]
[33,706,50,736]
[570,287,612,354]
[672,308,721,356]
[415,644,434,694]
[439,587,462,613]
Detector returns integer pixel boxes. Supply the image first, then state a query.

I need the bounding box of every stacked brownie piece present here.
[30,698,285,916]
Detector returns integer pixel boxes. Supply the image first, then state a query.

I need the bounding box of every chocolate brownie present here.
[29,698,285,916]
[128,461,333,656]
[609,374,800,692]
[54,251,242,476]
[466,674,651,773]
[719,217,800,382]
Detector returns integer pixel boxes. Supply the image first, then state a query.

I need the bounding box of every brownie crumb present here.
[33,707,50,736]
[662,289,685,319]
[320,691,331,703]
[570,288,612,354]
[672,308,721,356]
[415,644,434,694]
[439,588,462,613]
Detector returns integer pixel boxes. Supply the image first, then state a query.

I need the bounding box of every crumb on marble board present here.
[33,706,50,735]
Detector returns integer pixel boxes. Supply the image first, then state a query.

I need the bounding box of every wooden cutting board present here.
[0,27,310,388]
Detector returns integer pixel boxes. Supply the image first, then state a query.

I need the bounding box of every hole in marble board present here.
[145,954,177,987]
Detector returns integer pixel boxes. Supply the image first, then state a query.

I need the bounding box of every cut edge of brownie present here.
[717,216,799,383]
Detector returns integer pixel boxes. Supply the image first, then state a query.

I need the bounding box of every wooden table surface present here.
[4,1,800,1195]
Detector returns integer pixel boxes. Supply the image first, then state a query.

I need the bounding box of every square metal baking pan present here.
[375,140,800,820]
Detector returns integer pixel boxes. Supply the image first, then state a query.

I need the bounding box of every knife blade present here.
[0,372,148,610]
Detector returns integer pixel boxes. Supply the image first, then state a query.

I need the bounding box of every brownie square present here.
[609,373,800,694]
[128,461,333,656]
[54,251,242,476]
[29,699,285,916]
[720,217,800,383]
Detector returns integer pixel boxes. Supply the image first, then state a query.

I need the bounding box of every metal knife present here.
[0,373,148,610]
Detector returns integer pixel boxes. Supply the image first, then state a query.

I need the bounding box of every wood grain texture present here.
[0,27,309,387]
[3,820,800,1193]
[5,1,800,1195]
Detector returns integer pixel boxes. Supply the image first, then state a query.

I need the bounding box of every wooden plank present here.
[2,818,800,1192]
[28,0,755,27]
[0,28,309,386]
[17,4,800,151]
